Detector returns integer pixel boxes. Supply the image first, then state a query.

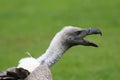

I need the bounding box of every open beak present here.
[82,28,102,47]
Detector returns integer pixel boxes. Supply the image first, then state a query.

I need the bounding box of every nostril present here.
[75,31,83,35]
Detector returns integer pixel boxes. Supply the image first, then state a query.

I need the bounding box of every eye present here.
[75,31,82,35]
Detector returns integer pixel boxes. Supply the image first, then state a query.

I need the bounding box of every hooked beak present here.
[86,28,102,36]
[82,28,102,47]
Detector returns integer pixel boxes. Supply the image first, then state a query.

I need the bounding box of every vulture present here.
[0,26,102,80]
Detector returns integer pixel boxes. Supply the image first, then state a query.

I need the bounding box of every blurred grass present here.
[0,0,120,80]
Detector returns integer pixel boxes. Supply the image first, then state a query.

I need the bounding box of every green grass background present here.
[0,0,120,80]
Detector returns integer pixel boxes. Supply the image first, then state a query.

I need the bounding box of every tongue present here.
[87,41,98,47]
[81,39,98,47]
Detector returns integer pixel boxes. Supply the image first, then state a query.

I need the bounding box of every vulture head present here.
[59,26,102,47]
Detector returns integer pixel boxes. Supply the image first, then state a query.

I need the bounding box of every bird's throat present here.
[37,33,70,67]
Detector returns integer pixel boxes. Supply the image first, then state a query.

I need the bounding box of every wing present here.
[0,67,29,80]
[0,65,52,80]
[26,65,52,80]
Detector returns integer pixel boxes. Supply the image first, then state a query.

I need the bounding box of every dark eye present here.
[75,31,82,35]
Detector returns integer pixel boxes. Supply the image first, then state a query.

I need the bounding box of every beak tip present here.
[98,32,102,36]
[93,44,99,47]
[88,28,102,36]
[100,32,102,36]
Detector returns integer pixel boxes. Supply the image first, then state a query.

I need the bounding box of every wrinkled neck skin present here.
[37,32,71,67]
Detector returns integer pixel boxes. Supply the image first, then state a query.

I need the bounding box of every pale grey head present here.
[37,26,102,67]
[59,26,102,47]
